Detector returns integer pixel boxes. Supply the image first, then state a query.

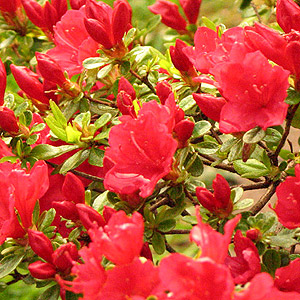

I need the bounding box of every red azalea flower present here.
[183,26,247,74]
[212,51,289,133]
[88,211,144,265]
[104,100,177,198]
[275,258,300,293]
[277,0,300,33]
[0,59,6,105]
[84,0,132,52]
[97,258,160,300]
[159,254,235,300]
[0,0,21,13]
[196,173,233,218]
[0,107,19,135]
[190,207,241,264]
[3,161,49,229]
[233,272,300,300]
[47,6,99,76]
[225,230,261,285]
[274,164,300,229]
[245,22,300,89]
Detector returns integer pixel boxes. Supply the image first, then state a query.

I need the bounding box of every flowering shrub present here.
[1,0,300,299]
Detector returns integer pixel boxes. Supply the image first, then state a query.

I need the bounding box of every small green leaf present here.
[0,253,25,279]
[39,208,56,231]
[97,64,113,79]
[231,187,244,204]
[184,152,204,176]
[152,231,166,255]
[228,139,243,162]
[37,284,60,300]
[88,147,105,167]
[123,28,136,47]
[30,144,80,160]
[194,142,219,155]
[243,127,266,144]
[201,16,217,31]
[285,89,300,105]
[94,113,112,130]
[233,198,254,210]
[179,95,196,112]
[220,137,238,153]
[83,57,112,69]
[268,229,298,248]
[192,121,211,138]
[92,191,109,212]
[158,219,176,232]
[30,123,46,133]
[68,227,82,241]
[60,149,90,174]
[263,128,282,144]
[50,100,67,128]
[167,185,184,200]
[26,134,39,145]
[262,249,281,275]
[233,159,270,178]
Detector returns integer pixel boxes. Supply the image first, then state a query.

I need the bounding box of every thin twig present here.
[162,229,191,235]
[165,242,176,253]
[230,180,271,191]
[46,161,104,182]
[130,69,156,94]
[250,181,280,215]
[251,1,262,23]
[184,188,198,206]
[150,197,171,212]
[273,103,300,165]
[210,127,223,145]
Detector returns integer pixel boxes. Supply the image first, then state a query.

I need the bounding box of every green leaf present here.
[268,229,298,248]
[59,149,90,174]
[233,159,270,178]
[184,152,204,177]
[233,198,254,210]
[192,120,211,138]
[30,144,80,160]
[49,100,67,128]
[68,227,82,241]
[167,185,184,200]
[194,142,219,155]
[26,134,39,145]
[291,104,300,129]
[158,219,176,232]
[94,128,110,141]
[37,284,60,300]
[120,60,131,75]
[152,231,166,255]
[123,28,136,47]
[94,113,112,130]
[243,127,266,144]
[92,191,109,212]
[65,125,82,144]
[143,14,162,35]
[83,57,112,69]
[263,128,282,144]
[201,16,217,31]
[285,89,300,105]
[179,95,196,112]
[231,187,244,204]
[262,249,281,275]
[0,253,25,279]
[30,123,46,133]
[228,139,243,162]
[45,115,67,141]
[88,147,105,167]
[97,64,113,79]
[14,102,28,116]
[220,137,238,153]
[39,208,56,231]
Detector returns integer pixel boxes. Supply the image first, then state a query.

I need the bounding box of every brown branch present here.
[250,181,280,215]
[46,161,104,182]
[251,1,262,23]
[162,229,191,234]
[184,188,198,206]
[165,242,176,253]
[150,197,171,212]
[84,95,116,107]
[210,127,223,145]
[273,103,300,165]
[130,69,156,94]
[231,180,271,191]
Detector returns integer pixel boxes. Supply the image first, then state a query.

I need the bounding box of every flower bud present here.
[10,64,50,105]
[148,0,187,32]
[76,203,106,230]
[21,0,46,28]
[35,52,67,86]
[179,0,201,24]
[173,118,194,148]
[28,229,54,263]
[277,0,300,33]
[52,243,79,272]
[196,174,233,218]
[0,107,19,134]
[156,81,172,105]
[0,59,6,106]
[28,261,56,279]
[246,228,262,242]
